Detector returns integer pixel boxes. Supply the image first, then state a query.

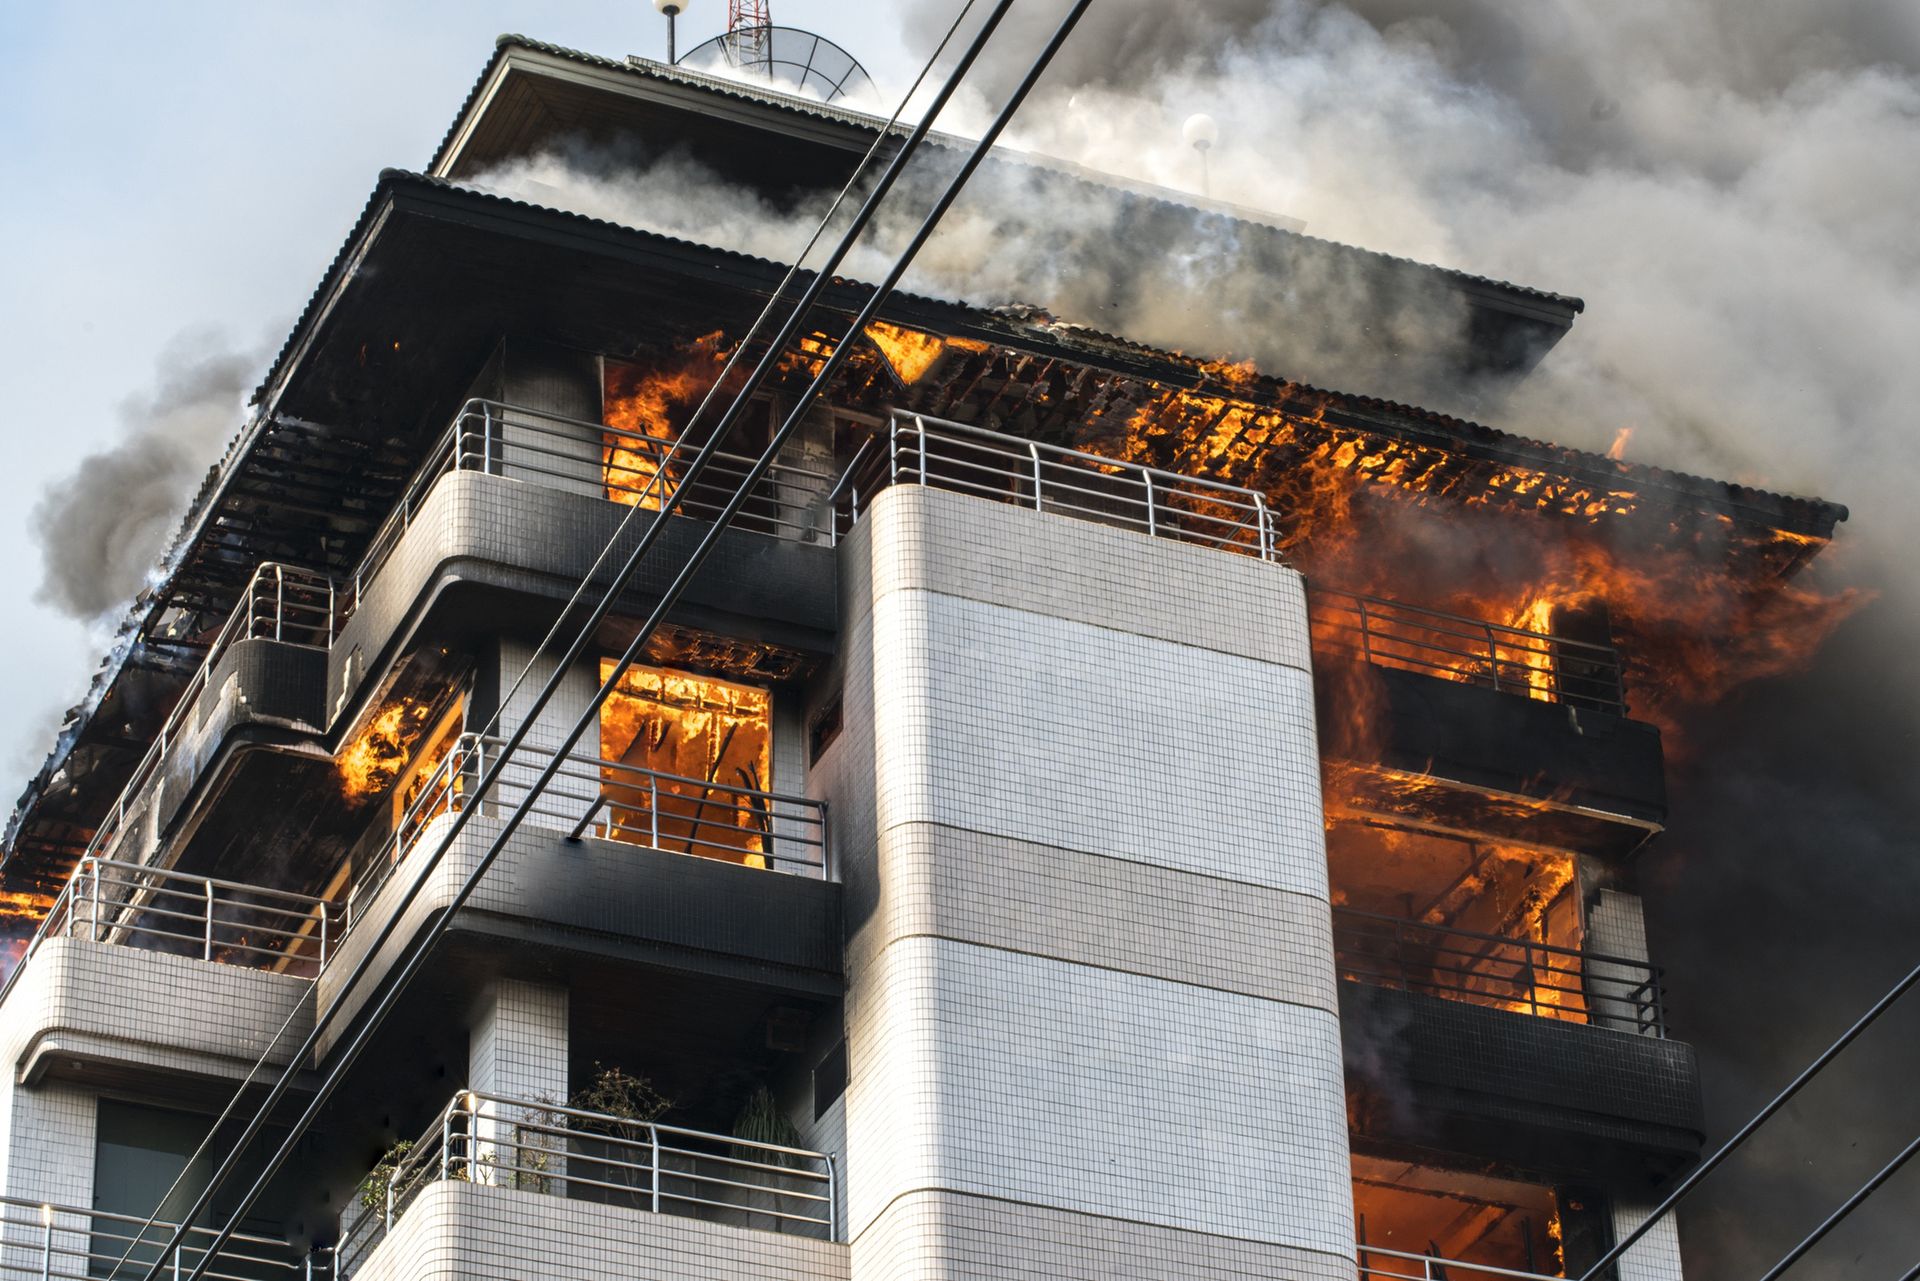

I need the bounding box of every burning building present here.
[0,30,1853,1281]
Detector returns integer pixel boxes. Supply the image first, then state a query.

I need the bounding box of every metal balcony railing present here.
[1333,908,1666,1036]
[343,733,830,936]
[1310,586,1628,716]
[1359,1244,1562,1281]
[82,562,337,868]
[830,412,1281,562]
[0,856,334,1010]
[0,1194,328,1281]
[337,398,838,626]
[337,1090,835,1274]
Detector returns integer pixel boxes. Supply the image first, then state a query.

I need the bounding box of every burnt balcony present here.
[1334,909,1665,1037]
[0,856,319,1090]
[78,562,336,871]
[1309,587,1667,859]
[318,734,838,1058]
[830,411,1281,563]
[337,1088,836,1277]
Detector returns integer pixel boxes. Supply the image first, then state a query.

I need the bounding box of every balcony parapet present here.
[0,857,332,1014]
[830,411,1281,563]
[338,1089,835,1276]
[336,397,838,631]
[1333,908,1665,1037]
[0,1194,328,1281]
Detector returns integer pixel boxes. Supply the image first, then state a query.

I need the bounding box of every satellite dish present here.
[679,26,877,104]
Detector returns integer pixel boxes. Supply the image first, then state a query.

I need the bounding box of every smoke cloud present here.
[32,331,257,622]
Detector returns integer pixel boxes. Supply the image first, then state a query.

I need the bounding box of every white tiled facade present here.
[830,486,1356,1279]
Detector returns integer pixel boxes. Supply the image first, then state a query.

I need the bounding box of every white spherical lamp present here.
[1182,112,1220,153]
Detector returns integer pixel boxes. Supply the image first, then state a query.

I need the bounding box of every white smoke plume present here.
[32,331,257,622]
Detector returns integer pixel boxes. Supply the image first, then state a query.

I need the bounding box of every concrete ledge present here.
[0,938,314,1088]
[850,1188,1356,1281]
[853,484,1312,672]
[350,1178,848,1281]
[848,821,1340,1017]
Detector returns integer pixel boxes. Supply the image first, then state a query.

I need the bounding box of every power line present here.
[161,4,1093,1278]
[116,5,1018,1279]
[1580,956,1920,1280]
[1750,1132,1920,1281]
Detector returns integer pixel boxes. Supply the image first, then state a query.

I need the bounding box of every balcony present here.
[335,397,840,631]
[345,731,829,929]
[80,563,336,870]
[318,735,838,1057]
[1334,909,1665,1036]
[1311,588,1626,716]
[830,411,1280,562]
[338,1089,836,1277]
[1309,587,1666,859]
[0,857,331,1008]
[0,1195,327,1281]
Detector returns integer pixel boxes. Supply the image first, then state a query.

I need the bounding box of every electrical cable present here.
[125,3,1073,1277]
[1749,1132,1920,1281]
[172,6,1086,1275]
[1579,957,1920,1280]
[109,5,1011,1279]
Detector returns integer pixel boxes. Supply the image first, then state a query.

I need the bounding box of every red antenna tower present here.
[728,0,770,29]
[727,1,773,74]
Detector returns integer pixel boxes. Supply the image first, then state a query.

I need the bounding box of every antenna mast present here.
[728,0,773,76]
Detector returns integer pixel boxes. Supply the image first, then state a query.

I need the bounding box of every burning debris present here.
[338,697,442,801]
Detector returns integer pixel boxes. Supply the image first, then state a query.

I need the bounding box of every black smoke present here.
[33,331,257,621]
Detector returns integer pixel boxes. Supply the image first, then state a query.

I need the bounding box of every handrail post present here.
[1142,470,1157,538]
[203,879,215,961]
[826,1153,839,1241]
[888,418,900,486]
[1486,624,1502,691]
[482,403,494,475]
[88,857,101,943]
[319,902,329,967]
[650,775,660,849]
[1029,441,1043,510]
[39,1204,51,1281]
[274,565,285,641]
[650,1124,662,1213]
[916,415,928,486]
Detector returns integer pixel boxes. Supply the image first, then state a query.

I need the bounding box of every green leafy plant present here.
[358,1139,415,1210]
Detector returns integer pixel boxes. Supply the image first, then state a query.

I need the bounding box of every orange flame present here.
[865,321,947,385]
[602,337,729,510]
[338,697,439,799]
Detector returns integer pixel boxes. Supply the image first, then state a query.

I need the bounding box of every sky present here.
[3,2,1917,1276]
[0,1,904,781]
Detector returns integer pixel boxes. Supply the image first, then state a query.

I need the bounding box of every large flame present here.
[338,696,440,799]
[1090,362,1863,740]
[602,335,729,509]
